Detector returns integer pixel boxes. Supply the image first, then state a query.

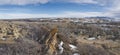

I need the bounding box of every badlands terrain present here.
[0,18,120,55]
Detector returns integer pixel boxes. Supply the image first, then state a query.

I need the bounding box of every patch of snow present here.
[97,36,101,39]
[40,19,43,21]
[1,38,6,41]
[69,44,77,50]
[74,20,79,22]
[58,41,64,54]
[87,37,96,40]
[101,28,110,30]
[73,53,80,55]
[53,20,58,22]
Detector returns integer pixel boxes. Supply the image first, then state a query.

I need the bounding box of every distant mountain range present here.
[85,16,120,22]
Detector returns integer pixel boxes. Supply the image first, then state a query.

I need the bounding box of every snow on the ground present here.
[58,41,64,54]
[73,53,80,55]
[0,38,6,41]
[87,37,96,40]
[69,44,77,50]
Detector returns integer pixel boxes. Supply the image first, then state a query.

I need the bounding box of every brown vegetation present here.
[0,20,119,55]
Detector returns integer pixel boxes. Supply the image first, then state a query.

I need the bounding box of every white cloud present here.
[106,0,120,18]
[58,11,113,18]
[69,0,98,4]
[0,0,119,18]
[52,0,112,6]
[0,8,10,11]
[0,13,51,19]
[0,11,113,19]
[0,0,114,6]
[0,0,49,5]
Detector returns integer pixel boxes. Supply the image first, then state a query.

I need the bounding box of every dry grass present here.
[0,21,119,55]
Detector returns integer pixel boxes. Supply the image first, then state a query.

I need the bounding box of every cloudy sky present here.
[0,0,120,19]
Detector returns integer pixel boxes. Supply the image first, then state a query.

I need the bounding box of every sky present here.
[0,0,120,19]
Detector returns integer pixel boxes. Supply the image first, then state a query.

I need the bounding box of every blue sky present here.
[0,0,120,19]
